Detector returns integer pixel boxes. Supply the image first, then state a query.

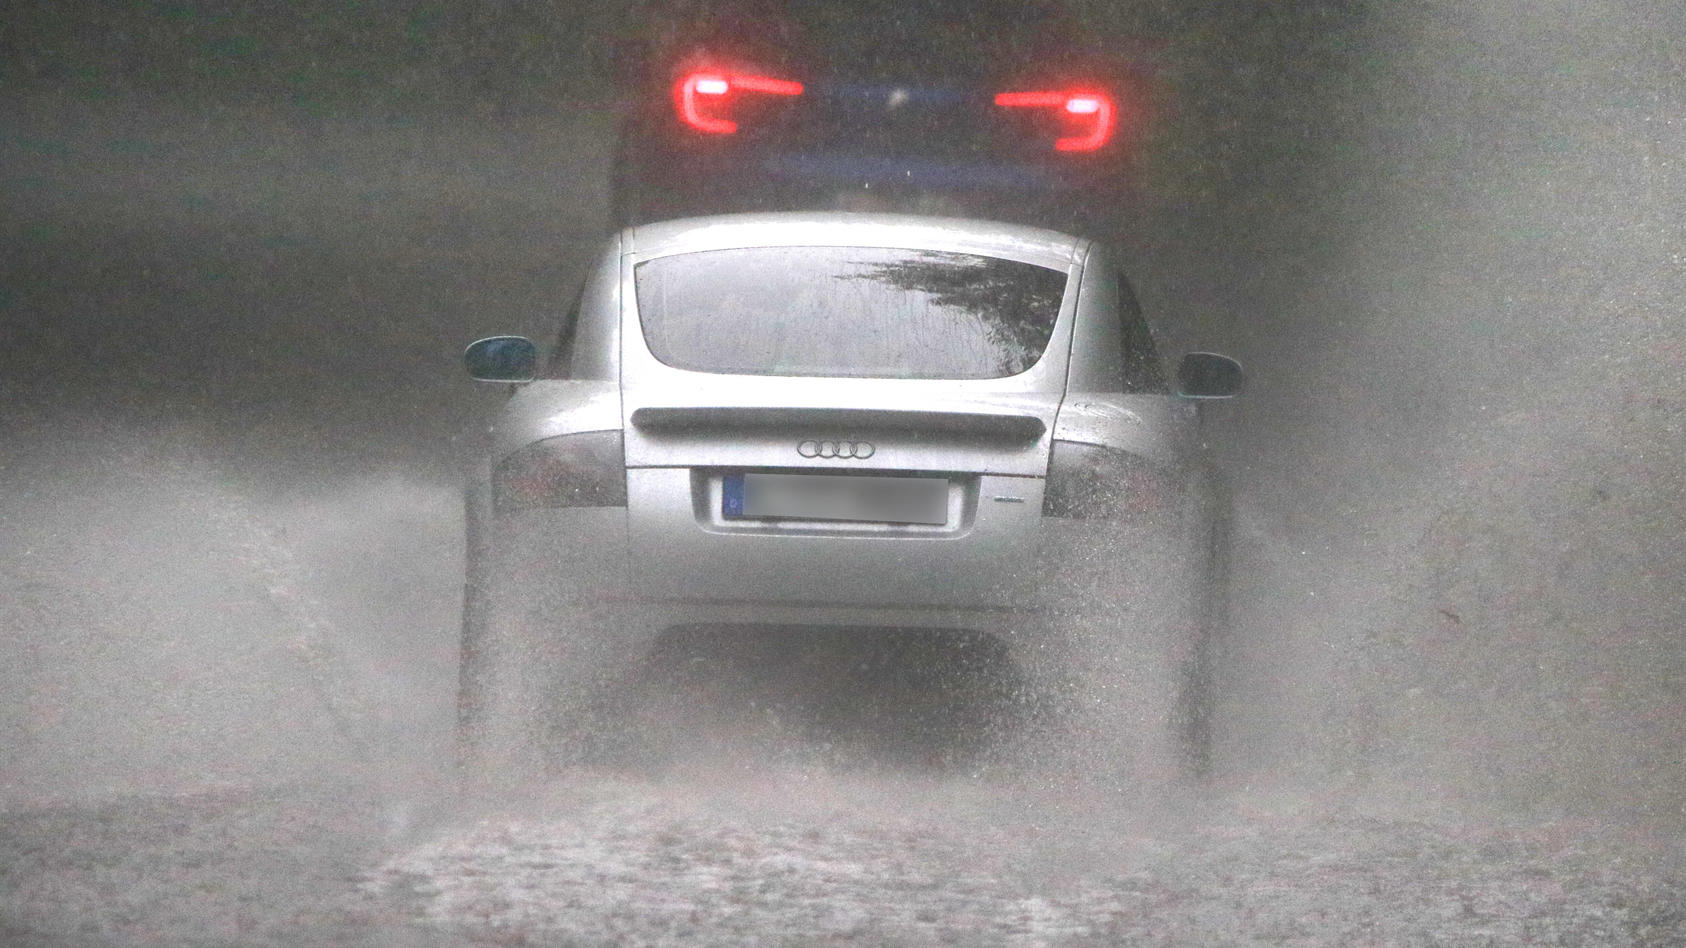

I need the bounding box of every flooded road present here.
[4,1,1685,943]
[4,773,1680,945]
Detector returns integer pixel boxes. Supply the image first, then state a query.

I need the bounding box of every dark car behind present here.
[607,0,1153,236]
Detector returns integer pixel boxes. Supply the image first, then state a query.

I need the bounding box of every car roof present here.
[624,212,1089,269]
[627,0,1096,80]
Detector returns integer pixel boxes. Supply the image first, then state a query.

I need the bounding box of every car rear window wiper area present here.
[634,246,1066,379]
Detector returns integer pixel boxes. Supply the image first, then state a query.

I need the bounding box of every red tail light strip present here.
[676,72,805,134]
[728,75,803,96]
[994,90,1116,152]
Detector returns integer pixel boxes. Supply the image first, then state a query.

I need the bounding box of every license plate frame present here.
[723,472,949,525]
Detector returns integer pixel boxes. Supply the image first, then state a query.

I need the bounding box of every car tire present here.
[454,498,647,780]
[459,597,656,780]
[1180,479,1234,781]
[454,568,557,780]
[1068,597,1196,795]
[454,490,499,778]
[1016,508,1211,797]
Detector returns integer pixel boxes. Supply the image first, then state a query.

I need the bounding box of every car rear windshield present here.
[634,246,1067,379]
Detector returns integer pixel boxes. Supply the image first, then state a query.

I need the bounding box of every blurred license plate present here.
[723,473,947,525]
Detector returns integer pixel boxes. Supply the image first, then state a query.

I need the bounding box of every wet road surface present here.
[5,3,1686,941]
[4,773,1682,945]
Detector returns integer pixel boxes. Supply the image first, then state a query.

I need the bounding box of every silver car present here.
[459,212,1242,783]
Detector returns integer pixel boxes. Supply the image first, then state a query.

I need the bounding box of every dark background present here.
[2,0,1682,829]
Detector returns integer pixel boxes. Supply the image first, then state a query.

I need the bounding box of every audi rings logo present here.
[797,439,874,459]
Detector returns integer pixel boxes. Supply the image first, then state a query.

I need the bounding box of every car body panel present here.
[623,213,1086,268]
[620,387,1060,477]
[561,233,624,382]
[623,468,1044,607]
[490,381,623,463]
[612,214,1084,609]
[1057,239,1195,468]
[463,215,1234,745]
[1052,395,1192,471]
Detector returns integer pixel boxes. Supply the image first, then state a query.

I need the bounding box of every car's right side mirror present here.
[1177,352,1244,399]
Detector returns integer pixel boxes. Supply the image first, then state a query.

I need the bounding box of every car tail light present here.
[993,90,1116,152]
[674,71,804,135]
[494,432,627,513]
[1042,440,1179,519]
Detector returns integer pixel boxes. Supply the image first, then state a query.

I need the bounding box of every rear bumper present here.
[482,504,1198,638]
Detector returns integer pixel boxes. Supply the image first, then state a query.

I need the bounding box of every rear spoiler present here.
[630,406,1045,442]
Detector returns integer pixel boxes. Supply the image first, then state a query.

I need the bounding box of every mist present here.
[2,0,1682,941]
[1141,1,1686,824]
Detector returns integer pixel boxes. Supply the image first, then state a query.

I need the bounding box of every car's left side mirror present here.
[464,336,537,382]
[1177,352,1244,399]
